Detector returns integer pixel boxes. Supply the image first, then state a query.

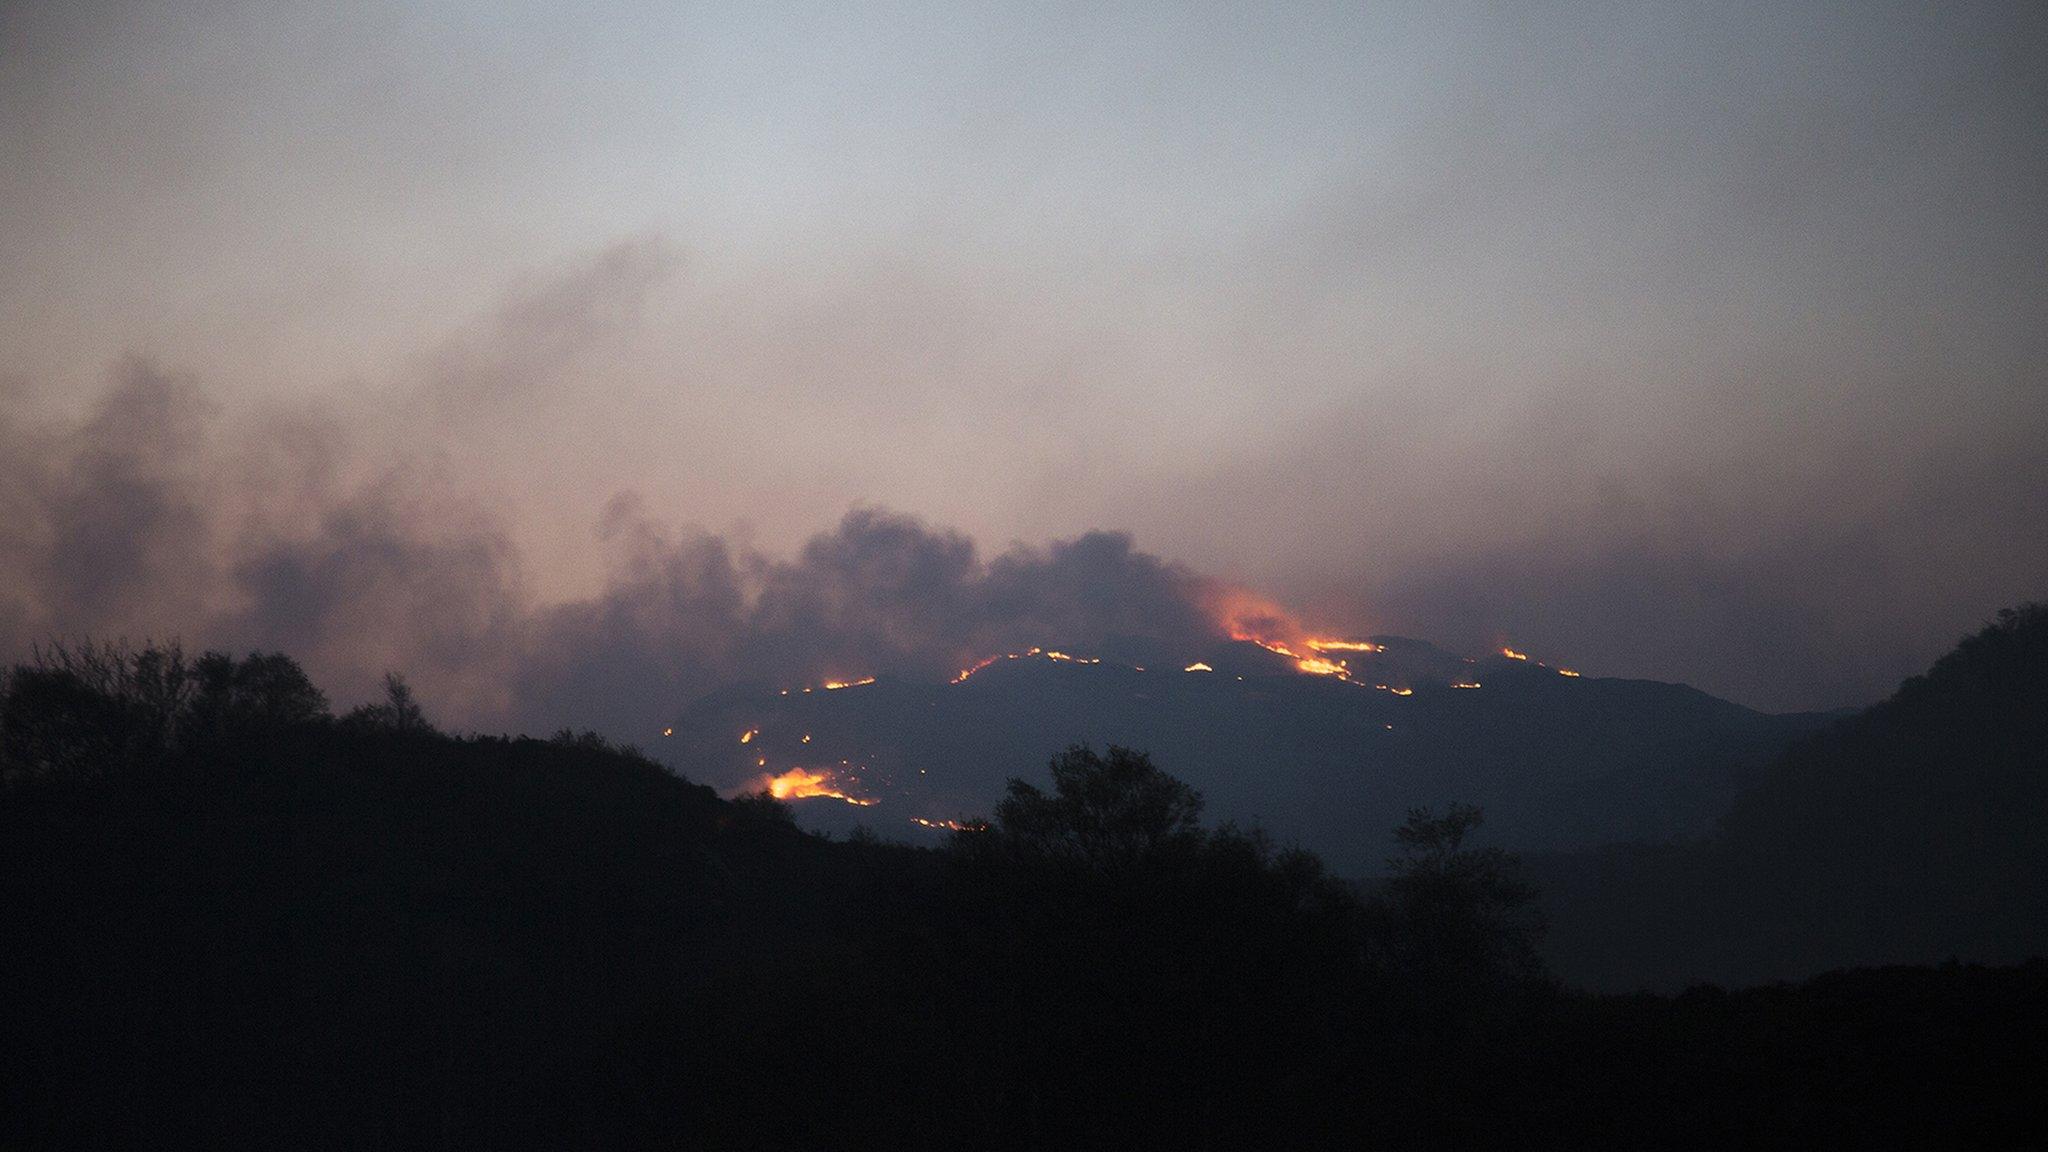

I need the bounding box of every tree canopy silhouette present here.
[989,743,1203,870]
[1370,803,1545,1000]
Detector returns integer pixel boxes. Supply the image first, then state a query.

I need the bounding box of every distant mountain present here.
[663,636,1832,874]
[1533,604,2048,990]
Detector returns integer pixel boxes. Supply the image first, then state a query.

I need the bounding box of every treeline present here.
[1,642,425,785]
[1,642,2042,1149]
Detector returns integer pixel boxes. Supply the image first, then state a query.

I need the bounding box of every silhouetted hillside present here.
[2,643,2042,1148]
[1535,604,2048,990]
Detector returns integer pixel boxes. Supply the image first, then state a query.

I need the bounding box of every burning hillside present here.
[692,601,1621,849]
[669,625,1828,872]
[756,766,877,807]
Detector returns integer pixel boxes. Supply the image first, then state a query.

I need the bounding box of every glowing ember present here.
[760,767,876,806]
[801,733,812,743]
[1183,662,1214,672]
[1451,681,1482,689]
[823,677,876,690]
[739,728,757,744]
[1557,668,1581,677]
[661,727,673,737]
[911,817,981,831]
[1295,656,1348,677]
[1502,647,1529,661]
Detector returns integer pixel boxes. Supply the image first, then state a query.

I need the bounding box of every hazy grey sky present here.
[3,0,2044,713]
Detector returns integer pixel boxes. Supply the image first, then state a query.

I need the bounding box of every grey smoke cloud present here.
[3,0,2044,713]
[0,368,1241,741]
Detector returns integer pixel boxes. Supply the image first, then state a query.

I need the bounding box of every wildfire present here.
[661,727,673,737]
[1307,638,1384,653]
[1557,668,1580,677]
[1202,587,1392,682]
[1502,647,1529,661]
[739,728,757,744]
[1183,662,1214,673]
[823,677,876,690]
[1451,681,1482,689]
[911,817,982,832]
[759,767,876,806]
[951,646,1107,684]
[951,654,1001,683]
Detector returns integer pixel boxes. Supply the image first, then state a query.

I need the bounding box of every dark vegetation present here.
[1534,603,2048,990]
[3,621,2045,1150]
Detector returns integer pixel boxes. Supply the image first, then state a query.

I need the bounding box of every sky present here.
[2,0,2044,718]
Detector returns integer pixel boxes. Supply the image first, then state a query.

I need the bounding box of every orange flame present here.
[1557,668,1580,677]
[1307,638,1384,653]
[760,767,876,806]
[952,646,1106,684]
[739,728,756,744]
[911,816,982,832]
[1203,587,1387,683]
[1501,647,1528,661]
[822,677,876,691]
[951,654,1001,683]
[1183,662,1214,672]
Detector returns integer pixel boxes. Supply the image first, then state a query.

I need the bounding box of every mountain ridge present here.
[665,636,1835,872]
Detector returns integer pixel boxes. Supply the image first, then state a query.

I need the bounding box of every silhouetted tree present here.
[341,672,432,735]
[186,650,329,741]
[1,640,195,780]
[1370,803,1544,997]
[988,744,1203,870]
[0,666,136,783]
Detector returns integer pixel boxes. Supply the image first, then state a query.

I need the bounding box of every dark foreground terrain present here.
[3,614,2045,1149]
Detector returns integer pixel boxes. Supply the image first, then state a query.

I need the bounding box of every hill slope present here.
[667,638,1830,872]
[1533,604,2048,990]
[2,646,2043,1147]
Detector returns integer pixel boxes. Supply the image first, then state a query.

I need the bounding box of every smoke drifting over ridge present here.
[0,364,1236,739]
